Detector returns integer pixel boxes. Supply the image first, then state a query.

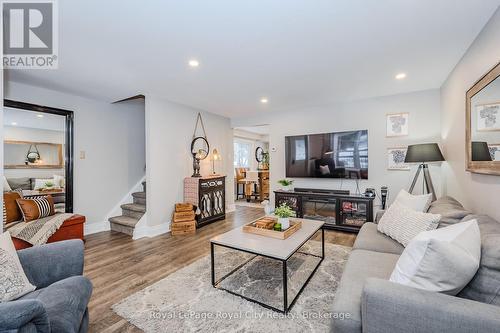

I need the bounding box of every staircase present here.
[109,181,146,236]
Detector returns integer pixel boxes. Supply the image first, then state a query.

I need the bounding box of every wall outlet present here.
[80,151,86,159]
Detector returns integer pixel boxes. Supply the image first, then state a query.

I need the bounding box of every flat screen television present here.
[285,130,368,179]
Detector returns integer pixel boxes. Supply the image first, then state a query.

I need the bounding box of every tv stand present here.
[274,188,374,233]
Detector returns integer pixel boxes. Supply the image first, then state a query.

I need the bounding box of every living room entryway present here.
[233,125,270,209]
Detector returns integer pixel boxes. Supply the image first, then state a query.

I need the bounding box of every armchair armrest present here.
[17,239,84,289]
[0,299,49,333]
[362,278,500,333]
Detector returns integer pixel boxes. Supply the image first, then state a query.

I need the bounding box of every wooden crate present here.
[175,203,194,212]
[173,211,195,222]
[171,220,196,236]
[243,218,302,240]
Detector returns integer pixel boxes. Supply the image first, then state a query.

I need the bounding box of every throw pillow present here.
[16,196,55,222]
[0,232,36,302]
[53,174,65,188]
[33,178,53,190]
[427,196,469,228]
[390,220,481,295]
[377,201,440,246]
[393,189,432,212]
[3,192,23,224]
[3,176,12,192]
[319,165,330,175]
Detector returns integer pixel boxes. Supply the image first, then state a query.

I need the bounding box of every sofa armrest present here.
[374,210,385,224]
[17,239,84,289]
[362,278,500,333]
[0,299,50,332]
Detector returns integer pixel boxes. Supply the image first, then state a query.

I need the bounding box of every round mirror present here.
[255,146,264,162]
[191,136,209,160]
[26,152,40,164]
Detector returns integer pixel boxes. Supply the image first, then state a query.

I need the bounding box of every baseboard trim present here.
[133,223,170,240]
[84,221,110,235]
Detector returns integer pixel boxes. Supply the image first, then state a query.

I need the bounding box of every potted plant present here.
[277,179,294,191]
[44,181,55,189]
[274,203,294,230]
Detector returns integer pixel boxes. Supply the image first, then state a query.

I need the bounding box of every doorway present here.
[233,125,270,209]
[3,100,74,216]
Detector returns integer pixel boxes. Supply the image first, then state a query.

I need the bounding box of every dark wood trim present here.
[111,94,145,104]
[4,99,74,213]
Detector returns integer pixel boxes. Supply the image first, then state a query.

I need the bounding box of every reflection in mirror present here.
[470,74,500,161]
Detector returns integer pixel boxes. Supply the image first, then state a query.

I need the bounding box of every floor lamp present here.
[404,143,445,201]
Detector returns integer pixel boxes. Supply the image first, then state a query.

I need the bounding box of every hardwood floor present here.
[84,206,356,332]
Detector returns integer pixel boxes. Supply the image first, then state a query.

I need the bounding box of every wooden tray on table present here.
[243,217,302,240]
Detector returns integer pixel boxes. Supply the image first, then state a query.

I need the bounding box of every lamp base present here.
[408,163,437,201]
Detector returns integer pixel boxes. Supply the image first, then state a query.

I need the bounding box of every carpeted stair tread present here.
[109,215,140,227]
[121,203,146,212]
[132,191,146,199]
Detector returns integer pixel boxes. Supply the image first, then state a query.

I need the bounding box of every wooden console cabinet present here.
[184,176,226,227]
[274,188,374,232]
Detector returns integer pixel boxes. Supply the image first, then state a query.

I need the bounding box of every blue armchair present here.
[0,240,93,333]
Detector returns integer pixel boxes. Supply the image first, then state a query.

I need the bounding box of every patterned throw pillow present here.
[378,201,441,246]
[0,232,36,302]
[3,192,23,225]
[16,196,55,222]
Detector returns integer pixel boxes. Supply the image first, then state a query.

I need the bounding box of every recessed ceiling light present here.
[395,73,407,80]
[36,114,44,118]
[260,98,268,104]
[188,59,200,67]
[11,122,17,126]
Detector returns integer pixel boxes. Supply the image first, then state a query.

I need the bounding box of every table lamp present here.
[404,143,445,201]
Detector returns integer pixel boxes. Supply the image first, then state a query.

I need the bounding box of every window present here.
[234,140,252,167]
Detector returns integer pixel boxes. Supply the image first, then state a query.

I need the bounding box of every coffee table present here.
[210,218,324,313]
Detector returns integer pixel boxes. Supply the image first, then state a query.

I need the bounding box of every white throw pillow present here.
[53,175,65,188]
[33,178,53,190]
[319,165,330,175]
[378,201,440,246]
[390,220,481,295]
[393,189,432,212]
[0,232,36,302]
[3,176,12,192]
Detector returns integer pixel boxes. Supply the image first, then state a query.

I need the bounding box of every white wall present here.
[145,95,234,231]
[441,7,500,221]
[4,81,146,228]
[232,89,442,210]
[4,126,65,179]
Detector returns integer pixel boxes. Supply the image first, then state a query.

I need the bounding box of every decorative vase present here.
[279,217,290,230]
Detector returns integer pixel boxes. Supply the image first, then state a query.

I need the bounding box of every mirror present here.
[4,140,63,169]
[466,62,500,175]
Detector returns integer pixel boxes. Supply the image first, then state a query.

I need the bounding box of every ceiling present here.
[235,125,270,135]
[6,0,500,118]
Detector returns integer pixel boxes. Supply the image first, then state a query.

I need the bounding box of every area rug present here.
[112,242,351,332]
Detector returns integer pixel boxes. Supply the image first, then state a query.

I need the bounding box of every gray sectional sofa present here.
[331,197,500,333]
[0,240,92,333]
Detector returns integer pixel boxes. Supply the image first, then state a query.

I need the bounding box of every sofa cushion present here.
[353,222,404,255]
[331,249,400,333]
[7,178,31,191]
[458,214,500,306]
[428,196,469,228]
[20,276,92,333]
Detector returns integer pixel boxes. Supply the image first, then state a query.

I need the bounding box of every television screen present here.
[285,130,368,179]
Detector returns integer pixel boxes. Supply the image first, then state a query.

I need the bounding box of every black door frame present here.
[4,99,74,213]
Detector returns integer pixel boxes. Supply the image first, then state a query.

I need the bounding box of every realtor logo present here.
[2,0,58,69]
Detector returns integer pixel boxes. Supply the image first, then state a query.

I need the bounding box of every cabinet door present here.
[339,199,368,227]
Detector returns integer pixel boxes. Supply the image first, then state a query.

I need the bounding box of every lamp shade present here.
[471,141,492,161]
[404,143,445,163]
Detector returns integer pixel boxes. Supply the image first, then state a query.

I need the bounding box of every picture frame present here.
[386,112,409,137]
[476,102,500,131]
[387,147,410,170]
[488,143,500,161]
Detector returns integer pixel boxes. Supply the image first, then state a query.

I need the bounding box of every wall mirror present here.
[466,62,500,175]
[4,140,64,169]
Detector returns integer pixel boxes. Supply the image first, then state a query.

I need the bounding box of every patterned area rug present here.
[113,242,351,332]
